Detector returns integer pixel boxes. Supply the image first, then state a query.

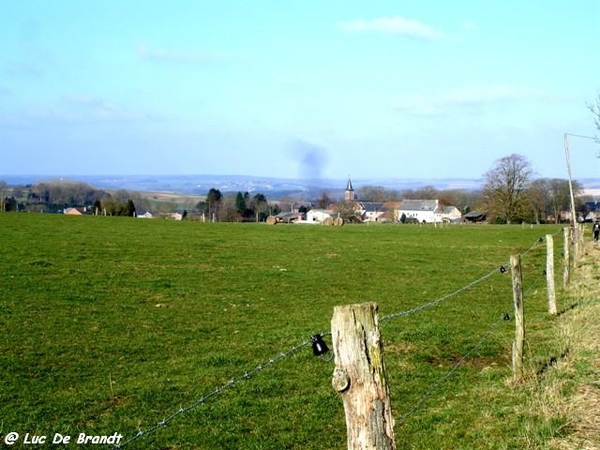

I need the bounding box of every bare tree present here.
[357,186,399,202]
[589,91,600,133]
[334,200,362,223]
[316,191,331,209]
[0,180,7,212]
[483,154,533,224]
[401,185,438,200]
[528,179,549,224]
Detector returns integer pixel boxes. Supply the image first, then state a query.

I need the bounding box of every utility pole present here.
[563,132,598,263]
[563,133,577,231]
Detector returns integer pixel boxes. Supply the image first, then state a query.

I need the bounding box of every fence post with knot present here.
[546,234,557,315]
[563,227,570,287]
[331,302,396,450]
[510,254,525,381]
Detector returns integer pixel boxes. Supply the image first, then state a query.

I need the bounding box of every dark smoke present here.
[289,139,328,181]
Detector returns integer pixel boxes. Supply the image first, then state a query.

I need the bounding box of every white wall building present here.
[306,209,336,223]
[397,199,462,223]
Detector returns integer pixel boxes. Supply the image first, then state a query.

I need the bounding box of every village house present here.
[338,178,392,222]
[137,211,154,219]
[397,199,462,224]
[306,209,337,224]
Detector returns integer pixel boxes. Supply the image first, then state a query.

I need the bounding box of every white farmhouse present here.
[438,205,462,223]
[398,199,461,224]
[359,202,387,222]
[306,209,336,224]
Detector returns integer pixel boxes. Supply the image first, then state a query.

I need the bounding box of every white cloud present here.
[136,45,224,65]
[463,20,480,32]
[339,16,446,40]
[4,95,163,127]
[395,95,446,117]
[4,60,42,78]
[441,85,531,106]
[396,85,547,117]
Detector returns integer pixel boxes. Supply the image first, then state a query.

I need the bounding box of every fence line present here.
[396,312,510,427]
[392,258,553,429]
[114,334,324,449]
[380,227,557,324]
[380,267,501,323]
[114,228,564,449]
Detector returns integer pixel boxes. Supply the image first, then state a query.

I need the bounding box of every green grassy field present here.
[0,214,570,449]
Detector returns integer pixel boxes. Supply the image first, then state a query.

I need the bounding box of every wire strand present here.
[114,334,322,449]
[396,314,507,427]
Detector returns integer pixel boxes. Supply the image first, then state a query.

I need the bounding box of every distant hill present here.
[0,174,483,199]
[2,174,600,200]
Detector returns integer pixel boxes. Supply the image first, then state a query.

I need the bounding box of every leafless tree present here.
[0,180,7,212]
[588,92,600,133]
[483,154,532,224]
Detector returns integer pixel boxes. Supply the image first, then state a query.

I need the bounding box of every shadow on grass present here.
[537,348,570,376]
[557,303,579,317]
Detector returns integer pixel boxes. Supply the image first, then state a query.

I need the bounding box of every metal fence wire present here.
[115,229,561,449]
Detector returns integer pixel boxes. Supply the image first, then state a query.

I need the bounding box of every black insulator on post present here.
[311,334,330,356]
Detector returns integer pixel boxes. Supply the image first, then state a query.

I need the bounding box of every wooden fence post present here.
[331,303,396,450]
[510,255,525,381]
[563,227,570,287]
[579,224,585,258]
[546,235,557,315]
[572,224,579,268]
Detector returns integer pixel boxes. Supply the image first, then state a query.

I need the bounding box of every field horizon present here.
[3,174,600,200]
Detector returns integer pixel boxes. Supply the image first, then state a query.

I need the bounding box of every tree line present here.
[0,153,594,224]
[0,180,139,216]
[194,189,274,222]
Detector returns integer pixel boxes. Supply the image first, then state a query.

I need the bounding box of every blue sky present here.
[1,1,599,181]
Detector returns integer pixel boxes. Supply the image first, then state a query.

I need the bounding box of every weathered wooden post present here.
[510,255,525,381]
[563,227,570,287]
[546,235,557,315]
[331,303,396,450]
[579,224,585,258]
[572,224,579,268]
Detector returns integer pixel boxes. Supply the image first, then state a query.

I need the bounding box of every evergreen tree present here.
[235,191,246,215]
[207,188,223,220]
[123,199,136,217]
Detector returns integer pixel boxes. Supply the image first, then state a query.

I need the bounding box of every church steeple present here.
[344,176,355,201]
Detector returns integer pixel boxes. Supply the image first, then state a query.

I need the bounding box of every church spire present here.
[345,176,355,201]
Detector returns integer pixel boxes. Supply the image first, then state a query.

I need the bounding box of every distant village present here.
[25,175,599,226]
[52,177,465,225]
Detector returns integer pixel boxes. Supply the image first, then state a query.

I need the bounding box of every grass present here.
[0,213,579,449]
[534,244,600,449]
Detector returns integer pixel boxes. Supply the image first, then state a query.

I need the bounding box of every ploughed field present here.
[0,213,565,449]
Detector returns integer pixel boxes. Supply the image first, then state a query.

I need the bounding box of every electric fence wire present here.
[114,332,329,449]
[396,312,509,427]
[380,229,561,324]
[380,266,501,323]
[114,230,560,448]
[393,232,559,426]
[521,227,563,258]
[396,270,548,427]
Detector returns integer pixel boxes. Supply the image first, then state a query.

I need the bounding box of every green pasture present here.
[0,214,571,449]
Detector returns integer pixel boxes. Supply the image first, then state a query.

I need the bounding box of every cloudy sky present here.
[1,1,599,181]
